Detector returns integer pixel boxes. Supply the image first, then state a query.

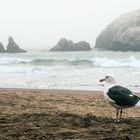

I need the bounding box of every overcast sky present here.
[0,0,140,49]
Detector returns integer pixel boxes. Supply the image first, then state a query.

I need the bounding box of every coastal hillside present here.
[95,9,140,51]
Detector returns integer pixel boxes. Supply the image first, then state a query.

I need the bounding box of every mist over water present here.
[0,49,140,91]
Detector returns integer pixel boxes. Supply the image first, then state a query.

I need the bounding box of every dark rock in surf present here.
[50,38,74,51]
[50,38,91,51]
[6,36,27,53]
[74,41,91,51]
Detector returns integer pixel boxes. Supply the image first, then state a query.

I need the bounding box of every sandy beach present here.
[0,88,139,140]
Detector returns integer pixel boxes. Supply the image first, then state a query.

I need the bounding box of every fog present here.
[0,0,140,49]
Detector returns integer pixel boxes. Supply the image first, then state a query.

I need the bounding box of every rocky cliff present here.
[95,9,140,51]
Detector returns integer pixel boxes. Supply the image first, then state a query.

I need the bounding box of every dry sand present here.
[0,88,139,139]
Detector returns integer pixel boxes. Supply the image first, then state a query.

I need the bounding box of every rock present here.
[95,9,140,51]
[7,36,27,53]
[0,42,6,53]
[50,38,91,51]
[50,38,74,51]
[74,41,91,51]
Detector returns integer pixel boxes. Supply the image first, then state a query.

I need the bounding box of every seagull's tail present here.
[135,100,140,107]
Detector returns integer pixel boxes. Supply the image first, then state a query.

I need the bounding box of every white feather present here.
[135,100,140,107]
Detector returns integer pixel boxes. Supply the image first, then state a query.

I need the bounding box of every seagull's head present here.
[100,75,116,85]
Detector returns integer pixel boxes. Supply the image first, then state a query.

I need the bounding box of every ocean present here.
[0,49,140,91]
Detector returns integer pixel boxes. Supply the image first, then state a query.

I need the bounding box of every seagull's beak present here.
[99,78,106,82]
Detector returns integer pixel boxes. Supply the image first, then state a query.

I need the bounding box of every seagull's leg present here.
[114,109,119,122]
[119,109,123,121]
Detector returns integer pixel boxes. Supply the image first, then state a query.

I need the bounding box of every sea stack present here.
[95,9,140,51]
[7,36,27,53]
[74,41,91,51]
[0,42,6,53]
[50,38,91,51]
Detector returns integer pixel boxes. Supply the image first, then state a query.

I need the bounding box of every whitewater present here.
[1,49,140,91]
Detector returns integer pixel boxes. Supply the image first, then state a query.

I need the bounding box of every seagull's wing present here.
[107,85,140,107]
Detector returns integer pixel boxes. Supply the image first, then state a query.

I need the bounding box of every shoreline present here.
[0,86,139,92]
[0,87,139,95]
[0,87,101,93]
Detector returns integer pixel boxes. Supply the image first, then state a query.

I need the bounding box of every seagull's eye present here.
[106,76,109,79]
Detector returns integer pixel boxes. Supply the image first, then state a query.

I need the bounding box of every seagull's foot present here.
[113,118,118,123]
[114,119,120,123]
[114,118,123,123]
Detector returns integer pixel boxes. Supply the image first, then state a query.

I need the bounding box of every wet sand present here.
[0,88,139,140]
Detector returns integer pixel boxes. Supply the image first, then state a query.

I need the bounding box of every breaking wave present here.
[0,56,140,67]
[30,59,93,66]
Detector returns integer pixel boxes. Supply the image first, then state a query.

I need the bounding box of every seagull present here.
[100,75,140,122]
